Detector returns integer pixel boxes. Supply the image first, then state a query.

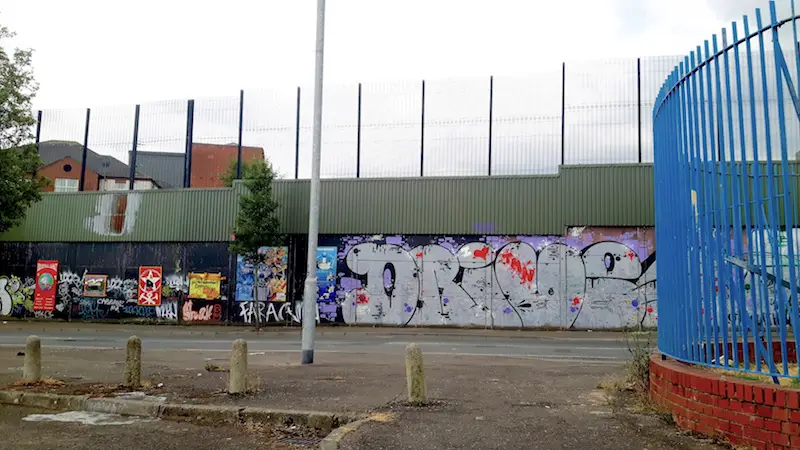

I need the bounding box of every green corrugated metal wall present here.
[1,164,656,242]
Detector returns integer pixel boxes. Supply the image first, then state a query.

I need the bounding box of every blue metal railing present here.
[654,0,800,379]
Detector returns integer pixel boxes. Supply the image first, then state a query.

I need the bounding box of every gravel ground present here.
[0,405,315,449]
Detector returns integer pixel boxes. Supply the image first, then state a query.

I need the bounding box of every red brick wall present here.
[189,143,264,188]
[650,354,800,449]
[39,157,99,192]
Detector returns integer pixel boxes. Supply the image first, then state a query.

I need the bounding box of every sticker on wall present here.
[137,266,162,306]
[83,275,108,298]
[188,272,223,300]
[33,260,58,311]
[235,247,288,302]
[316,247,337,303]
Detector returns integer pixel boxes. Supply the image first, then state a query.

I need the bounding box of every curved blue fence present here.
[654,0,800,379]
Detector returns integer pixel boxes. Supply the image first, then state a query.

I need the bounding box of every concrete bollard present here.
[124,335,142,388]
[229,339,248,394]
[405,343,426,405]
[23,335,41,383]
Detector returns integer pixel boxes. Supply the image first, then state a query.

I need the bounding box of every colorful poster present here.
[137,266,162,306]
[316,247,337,303]
[235,256,255,301]
[33,260,58,311]
[83,275,108,298]
[235,246,288,302]
[188,273,223,300]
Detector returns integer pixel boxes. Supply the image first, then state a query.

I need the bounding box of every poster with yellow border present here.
[188,273,224,300]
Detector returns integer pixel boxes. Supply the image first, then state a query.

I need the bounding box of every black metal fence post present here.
[237,89,244,179]
[488,75,494,176]
[420,79,426,177]
[561,62,566,167]
[33,111,42,178]
[295,86,301,180]
[183,99,195,188]
[34,110,42,149]
[356,83,362,178]
[79,108,91,191]
[129,104,141,190]
[637,57,642,163]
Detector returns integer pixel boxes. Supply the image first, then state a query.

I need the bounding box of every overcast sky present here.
[2,0,770,109]
[1,0,792,177]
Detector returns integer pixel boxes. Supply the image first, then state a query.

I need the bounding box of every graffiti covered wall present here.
[320,227,656,329]
[0,228,656,329]
[0,243,234,323]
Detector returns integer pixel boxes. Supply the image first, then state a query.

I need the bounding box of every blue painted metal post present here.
[183,99,195,188]
[78,108,91,192]
[561,62,566,166]
[236,89,244,180]
[356,83,362,178]
[420,79,426,177]
[295,86,301,180]
[129,104,141,191]
[488,75,494,176]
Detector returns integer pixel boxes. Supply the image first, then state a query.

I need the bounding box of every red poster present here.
[138,266,162,306]
[33,260,59,311]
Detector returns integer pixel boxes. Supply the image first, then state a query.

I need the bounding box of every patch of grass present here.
[703,362,800,388]
[622,325,654,397]
[205,362,229,373]
[597,375,628,392]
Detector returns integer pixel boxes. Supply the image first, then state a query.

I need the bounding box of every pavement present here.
[0,405,305,449]
[0,323,725,449]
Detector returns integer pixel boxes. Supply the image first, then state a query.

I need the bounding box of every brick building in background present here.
[38,141,158,192]
[131,143,265,189]
[36,141,265,192]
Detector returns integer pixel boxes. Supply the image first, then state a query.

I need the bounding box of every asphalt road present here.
[0,325,645,364]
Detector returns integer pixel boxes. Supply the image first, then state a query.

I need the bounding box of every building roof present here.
[39,141,150,180]
[128,151,185,189]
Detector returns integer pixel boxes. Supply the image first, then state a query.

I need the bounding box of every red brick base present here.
[650,354,800,449]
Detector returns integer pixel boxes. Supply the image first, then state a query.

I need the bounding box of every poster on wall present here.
[33,260,58,311]
[316,247,337,303]
[188,273,223,300]
[137,266,163,306]
[83,275,108,298]
[235,246,288,302]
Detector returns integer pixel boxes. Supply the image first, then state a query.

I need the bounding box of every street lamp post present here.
[301,0,326,365]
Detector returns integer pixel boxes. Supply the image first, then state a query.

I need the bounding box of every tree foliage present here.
[0,23,48,232]
[228,159,283,264]
[221,157,285,187]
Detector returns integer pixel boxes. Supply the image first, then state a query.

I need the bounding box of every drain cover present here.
[277,437,322,447]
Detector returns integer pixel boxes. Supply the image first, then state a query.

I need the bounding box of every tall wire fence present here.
[33,56,703,190]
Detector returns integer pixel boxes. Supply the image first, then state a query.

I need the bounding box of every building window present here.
[54,178,79,192]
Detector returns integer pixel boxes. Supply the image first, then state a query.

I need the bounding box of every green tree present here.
[0,23,48,233]
[228,159,283,329]
[221,158,285,187]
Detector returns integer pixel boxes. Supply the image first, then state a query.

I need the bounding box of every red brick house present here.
[38,141,265,191]
[38,141,158,192]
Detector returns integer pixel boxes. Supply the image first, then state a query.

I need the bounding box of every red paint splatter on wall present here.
[356,290,369,305]
[647,307,654,314]
[473,247,490,260]
[572,297,581,306]
[499,251,535,285]
[626,251,636,261]
[416,252,423,259]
